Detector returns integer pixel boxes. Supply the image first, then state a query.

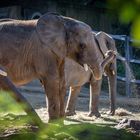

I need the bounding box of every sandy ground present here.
[19,86,140,125]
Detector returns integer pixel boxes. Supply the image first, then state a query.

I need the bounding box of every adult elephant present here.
[0,13,109,121]
[65,32,117,117]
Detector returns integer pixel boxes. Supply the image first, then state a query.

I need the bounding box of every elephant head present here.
[36,13,103,80]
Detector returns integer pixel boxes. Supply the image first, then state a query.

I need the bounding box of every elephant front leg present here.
[59,89,65,118]
[43,77,60,120]
[59,60,66,118]
[59,76,66,118]
[43,60,66,121]
[88,79,102,117]
[65,86,81,116]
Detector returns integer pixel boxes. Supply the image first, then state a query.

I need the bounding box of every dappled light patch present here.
[0,114,139,140]
[0,113,39,138]
[115,108,132,116]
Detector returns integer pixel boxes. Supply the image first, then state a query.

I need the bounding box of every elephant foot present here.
[65,110,76,116]
[107,110,115,116]
[88,111,101,117]
[48,118,64,125]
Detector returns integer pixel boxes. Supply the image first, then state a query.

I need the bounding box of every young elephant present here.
[65,31,117,117]
[0,13,109,121]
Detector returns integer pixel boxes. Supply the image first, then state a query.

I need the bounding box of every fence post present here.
[125,36,131,97]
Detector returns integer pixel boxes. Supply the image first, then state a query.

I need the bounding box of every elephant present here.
[65,31,117,117]
[0,13,111,121]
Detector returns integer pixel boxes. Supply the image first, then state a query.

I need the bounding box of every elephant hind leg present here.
[65,86,81,116]
[88,79,102,117]
[105,64,117,116]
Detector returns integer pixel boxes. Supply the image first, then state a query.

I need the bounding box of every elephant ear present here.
[36,13,66,59]
[95,32,108,57]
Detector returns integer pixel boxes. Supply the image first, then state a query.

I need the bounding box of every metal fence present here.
[111,34,140,97]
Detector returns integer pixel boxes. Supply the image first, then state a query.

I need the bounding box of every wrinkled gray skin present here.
[0,13,109,121]
[65,32,117,117]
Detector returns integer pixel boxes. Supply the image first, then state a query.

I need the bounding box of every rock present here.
[115,119,140,135]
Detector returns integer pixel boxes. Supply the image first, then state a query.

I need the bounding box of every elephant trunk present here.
[92,65,102,80]
[88,55,103,81]
[101,50,116,70]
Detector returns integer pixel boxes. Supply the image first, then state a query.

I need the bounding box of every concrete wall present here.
[22,2,124,34]
[0,1,129,34]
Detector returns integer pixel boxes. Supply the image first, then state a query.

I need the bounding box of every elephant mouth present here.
[82,64,97,75]
[80,50,116,80]
[82,63,93,72]
[81,63,102,80]
[82,64,96,73]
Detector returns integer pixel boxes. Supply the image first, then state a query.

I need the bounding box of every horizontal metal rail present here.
[130,59,140,64]
[117,76,140,84]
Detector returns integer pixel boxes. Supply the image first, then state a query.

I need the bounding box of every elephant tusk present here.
[84,64,88,71]
[112,70,115,75]
[0,69,7,76]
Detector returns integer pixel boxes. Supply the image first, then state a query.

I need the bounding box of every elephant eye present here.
[79,43,86,50]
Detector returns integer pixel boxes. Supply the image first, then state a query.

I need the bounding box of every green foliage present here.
[108,0,140,45]
[132,16,140,45]
[0,91,24,112]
